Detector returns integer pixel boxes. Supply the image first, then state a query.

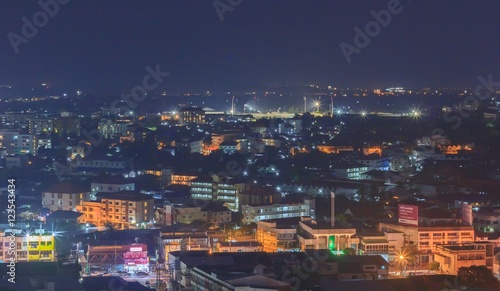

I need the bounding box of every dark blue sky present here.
[1,0,500,95]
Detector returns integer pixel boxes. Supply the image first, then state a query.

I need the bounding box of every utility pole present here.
[331,96,334,116]
[231,96,235,116]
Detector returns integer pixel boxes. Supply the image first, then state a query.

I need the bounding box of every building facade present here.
[378,223,475,264]
[256,220,299,252]
[95,191,155,229]
[242,199,315,224]
[0,231,55,262]
[0,130,36,155]
[434,242,495,275]
[42,183,90,212]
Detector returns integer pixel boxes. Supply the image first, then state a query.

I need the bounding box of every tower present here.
[331,191,335,228]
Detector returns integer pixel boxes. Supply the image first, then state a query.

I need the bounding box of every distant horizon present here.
[2,1,500,95]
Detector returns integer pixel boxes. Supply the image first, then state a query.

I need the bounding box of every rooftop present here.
[95,190,155,201]
[43,182,89,194]
[46,210,84,219]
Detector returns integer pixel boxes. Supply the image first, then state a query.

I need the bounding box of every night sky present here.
[1,0,500,95]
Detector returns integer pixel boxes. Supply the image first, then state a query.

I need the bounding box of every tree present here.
[398,244,418,265]
[457,265,499,289]
[343,247,356,255]
[428,261,440,271]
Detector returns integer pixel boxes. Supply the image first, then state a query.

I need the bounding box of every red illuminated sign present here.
[398,204,418,226]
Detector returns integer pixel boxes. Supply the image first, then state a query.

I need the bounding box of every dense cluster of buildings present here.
[1,101,500,290]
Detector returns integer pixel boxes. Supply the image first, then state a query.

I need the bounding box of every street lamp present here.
[397,252,407,277]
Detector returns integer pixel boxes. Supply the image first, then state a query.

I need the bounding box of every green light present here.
[328,235,335,251]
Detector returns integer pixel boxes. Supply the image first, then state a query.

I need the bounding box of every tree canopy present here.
[457,265,499,289]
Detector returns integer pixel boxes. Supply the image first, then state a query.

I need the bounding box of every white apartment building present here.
[242,199,315,224]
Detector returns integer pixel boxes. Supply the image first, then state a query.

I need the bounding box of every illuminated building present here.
[0,130,36,155]
[333,164,370,180]
[97,119,131,139]
[190,175,246,211]
[378,223,475,264]
[362,146,382,156]
[242,199,315,224]
[473,208,500,233]
[76,201,104,226]
[434,242,494,275]
[28,117,53,135]
[179,107,205,124]
[164,200,232,225]
[0,230,56,262]
[297,219,358,253]
[96,191,155,229]
[214,242,262,253]
[171,172,198,186]
[256,219,299,252]
[358,231,404,261]
[85,243,149,273]
[317,145,354,154]
[66,144,87,159]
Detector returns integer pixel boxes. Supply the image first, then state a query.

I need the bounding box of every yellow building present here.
[434,242,494,275]
[0,231,56,262]
[256,220,298,252]
[96,190,155,229]
[76,201,104,226]
[171,173,198,186]
[378,223,475,264]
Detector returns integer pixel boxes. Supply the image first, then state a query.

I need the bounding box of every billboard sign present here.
[124,251,148,265]
[398,204,418,226]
